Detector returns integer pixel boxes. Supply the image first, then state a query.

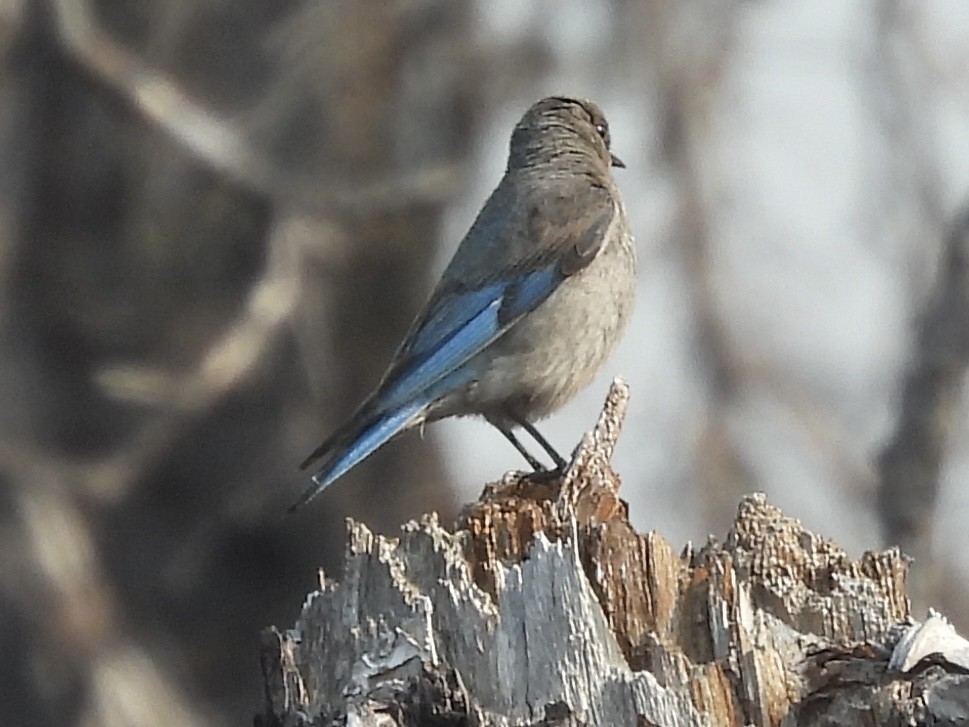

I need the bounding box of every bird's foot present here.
[525,465,565,483]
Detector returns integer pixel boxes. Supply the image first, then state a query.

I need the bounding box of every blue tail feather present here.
[290,400,424,511]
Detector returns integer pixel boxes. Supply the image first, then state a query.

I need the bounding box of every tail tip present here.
[288,473,325,514]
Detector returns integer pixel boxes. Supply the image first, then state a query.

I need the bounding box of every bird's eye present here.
[595,123,607,137]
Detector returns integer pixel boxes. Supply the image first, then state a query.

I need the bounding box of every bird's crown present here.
[508,96,622,171]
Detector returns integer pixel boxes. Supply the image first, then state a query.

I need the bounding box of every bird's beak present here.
[610,152,626,169]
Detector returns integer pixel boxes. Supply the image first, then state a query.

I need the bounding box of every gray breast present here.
[458,206,636,424]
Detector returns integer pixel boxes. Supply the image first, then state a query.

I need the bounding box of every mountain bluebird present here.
[295,96,635,509]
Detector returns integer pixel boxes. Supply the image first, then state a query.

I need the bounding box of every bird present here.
[294,96,636,510]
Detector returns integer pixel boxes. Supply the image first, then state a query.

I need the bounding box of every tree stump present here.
[258,381,969,726]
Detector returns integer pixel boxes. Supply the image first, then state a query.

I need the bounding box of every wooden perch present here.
[258,381,969,726]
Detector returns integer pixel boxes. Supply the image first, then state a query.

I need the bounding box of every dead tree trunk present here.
[258,382,969,726]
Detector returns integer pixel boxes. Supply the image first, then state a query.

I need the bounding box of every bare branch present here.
[46,0,462,213]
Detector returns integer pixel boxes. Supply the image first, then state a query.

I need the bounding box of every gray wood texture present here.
[259,381,967,726]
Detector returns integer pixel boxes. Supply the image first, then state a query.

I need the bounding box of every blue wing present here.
[378,264,562,412]
[295,192,615,507]
[380,196,615,409]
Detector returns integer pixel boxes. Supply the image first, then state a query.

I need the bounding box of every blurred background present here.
[2,1,968,724]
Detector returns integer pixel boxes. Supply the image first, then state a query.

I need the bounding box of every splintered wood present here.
[259,380,963,727]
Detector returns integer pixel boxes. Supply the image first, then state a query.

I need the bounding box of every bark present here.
[258,381,966,726]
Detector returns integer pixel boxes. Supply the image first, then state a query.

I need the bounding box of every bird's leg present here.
[511,415,568,471]
[496,425,547,472]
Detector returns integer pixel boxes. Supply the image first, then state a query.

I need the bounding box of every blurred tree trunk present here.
[632,0,756,535]
[877,205,969,602]
[0,1,478,725]
[271,1,477,526]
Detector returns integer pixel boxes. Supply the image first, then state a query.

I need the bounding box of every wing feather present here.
[376,189,616,410]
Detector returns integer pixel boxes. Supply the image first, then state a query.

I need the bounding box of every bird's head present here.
[508,96,625,172]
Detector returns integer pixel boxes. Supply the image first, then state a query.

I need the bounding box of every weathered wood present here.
[259,381,968,726]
